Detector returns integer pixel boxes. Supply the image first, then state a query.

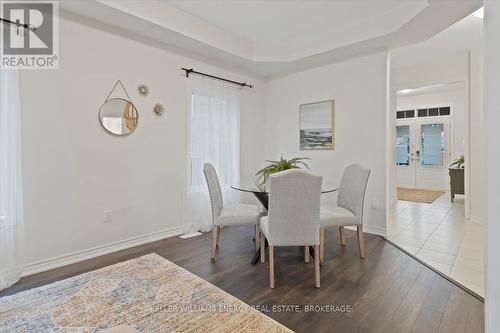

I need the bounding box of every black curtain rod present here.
[0,17,36,31]
[181,68,253,89]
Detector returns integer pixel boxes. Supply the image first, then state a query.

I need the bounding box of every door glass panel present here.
[396,125,410,165]
[421,123,444,166]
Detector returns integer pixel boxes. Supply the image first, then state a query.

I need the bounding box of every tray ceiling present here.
[60,0,483,79]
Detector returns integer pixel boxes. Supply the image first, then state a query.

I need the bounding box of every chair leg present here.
[357,225,366,259]
[320,227,325,264]
[314,245,320,288]
[217,226,222,245]
[269,246,275,288]
[255,224,261,250]
[260,232,265,263]
[210,226,219,260]
[304,246,310,263]
[339,226,346,246]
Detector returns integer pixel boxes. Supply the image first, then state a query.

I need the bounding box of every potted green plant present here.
[450,155,464,168]
[256,157,310,185]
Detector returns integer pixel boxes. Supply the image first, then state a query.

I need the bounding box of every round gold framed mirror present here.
[99,98,139,136]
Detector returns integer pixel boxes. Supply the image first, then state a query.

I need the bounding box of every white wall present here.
[392,54,467,91]
[484,2,500,331]
[389,88,398,205]
[19,16,266,269]
[397,87,466,160]
[469,47,485,224]
[264,53,389,233]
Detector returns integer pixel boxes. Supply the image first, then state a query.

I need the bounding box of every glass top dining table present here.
[231,182,339,210]
[231,181,339,264]
[231,182,338,194]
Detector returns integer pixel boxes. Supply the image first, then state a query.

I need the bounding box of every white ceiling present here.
[166,1,423,44]
[60,0,483,79]
[397,81,465,96]
[391,10,483,69]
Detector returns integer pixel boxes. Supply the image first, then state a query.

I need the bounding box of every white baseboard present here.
[345,225,387,237]
[22,226,184,277]
[469,215,484,225]
[179,231,202,239]
[363,225,387,236]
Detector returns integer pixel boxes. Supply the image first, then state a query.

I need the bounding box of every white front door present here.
[396,117,451,190]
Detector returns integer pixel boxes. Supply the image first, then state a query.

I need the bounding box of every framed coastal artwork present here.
[299,100,335,150]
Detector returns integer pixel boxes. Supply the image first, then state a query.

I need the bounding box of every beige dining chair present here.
[260,169,322,288]
[204,163,262,260]
[320,164,370,263]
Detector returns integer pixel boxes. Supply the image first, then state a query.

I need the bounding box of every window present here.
[418,109,428,117]
[188,93,239,193]
[428,108,439,117]
[416,106,451,118]
[183,76,241,233]
[439,107,450,116]
[396,110,415,119]
[0,66,24,289]
[405,110,415,118]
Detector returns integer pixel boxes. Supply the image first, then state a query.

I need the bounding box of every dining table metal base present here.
[251,241,266,265]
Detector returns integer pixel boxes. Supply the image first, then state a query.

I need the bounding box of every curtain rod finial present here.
[184,68,193,78]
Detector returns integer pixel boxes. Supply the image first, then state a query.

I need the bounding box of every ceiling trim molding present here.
[59,0,482,79]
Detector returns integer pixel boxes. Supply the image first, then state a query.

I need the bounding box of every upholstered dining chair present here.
[320,164,370,263]
[260,169,322,288]
[204,163,262,261]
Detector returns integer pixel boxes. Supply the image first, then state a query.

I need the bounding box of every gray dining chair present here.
[320,164,370,262]
[260,169,322,288]
[204,163,262,260]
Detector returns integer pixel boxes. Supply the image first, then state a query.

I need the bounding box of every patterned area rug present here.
[397,187,445,204]
[0,253,292,333]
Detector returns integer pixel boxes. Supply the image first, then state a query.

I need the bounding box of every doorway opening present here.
[387,7,484,297]
[396,107,452,204]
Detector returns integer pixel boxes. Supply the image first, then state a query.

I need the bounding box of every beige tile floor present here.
[387,193,484,297]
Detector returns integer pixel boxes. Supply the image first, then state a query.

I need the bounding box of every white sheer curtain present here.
[183,75,240,235]
[0,68,24,291]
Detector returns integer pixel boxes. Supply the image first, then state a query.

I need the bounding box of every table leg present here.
[251,240,268,264]
[253,192,269,211]
[251,191,269,265]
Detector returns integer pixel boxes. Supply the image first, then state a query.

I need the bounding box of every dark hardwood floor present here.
[0,227,484,333]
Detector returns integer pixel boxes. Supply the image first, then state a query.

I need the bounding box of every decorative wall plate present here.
[137,84,149,97]
[153,103,165,116]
